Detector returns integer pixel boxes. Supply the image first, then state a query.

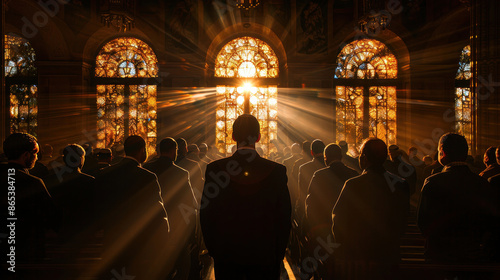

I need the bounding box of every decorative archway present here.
[94,37,158,155]
[334,39,398,153]
[214,37,279,155]
[4,34,38,137]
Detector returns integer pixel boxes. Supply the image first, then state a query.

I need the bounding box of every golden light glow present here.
[335,39,397,151]
[96,38,158,155]
[5,35,38,136]
[215,37,279,155]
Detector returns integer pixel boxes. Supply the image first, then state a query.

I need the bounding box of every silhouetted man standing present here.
[418,133,495,264]
[97,135,170,279]
[200,114,291,280]
[333,138,409,279]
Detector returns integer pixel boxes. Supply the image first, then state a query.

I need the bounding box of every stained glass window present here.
[335,39,398,153]
[215,37,279,155]
[455,45,472,149]
[95,38,158,155]
[4,34,37,136]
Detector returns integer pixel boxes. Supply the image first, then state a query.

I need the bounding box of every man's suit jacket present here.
[333,167,409,263]
[176,157,205,205]
[297,157,325,214]
[0,163,56,263]
[98,157,170,278]
[305,161,358,237]
[200,149,291,266]
[418,163,496,262]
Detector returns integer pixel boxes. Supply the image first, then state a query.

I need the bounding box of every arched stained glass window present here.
[335,39,398,153]
[455,45,472,149]
[95,37,158,155]
[4,34,38,136]
[215,37,279,156]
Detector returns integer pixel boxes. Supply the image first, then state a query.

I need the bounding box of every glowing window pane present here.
[5,35,37,136]
[455,45,472,150]
[335,39,397,151]
[215,37,279,156]
[95,37,158,78]
[96,38,158,154]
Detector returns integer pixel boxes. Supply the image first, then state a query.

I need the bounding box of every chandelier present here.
[100,0,136,32]
[236,0,260,10]
[358,11,389,35]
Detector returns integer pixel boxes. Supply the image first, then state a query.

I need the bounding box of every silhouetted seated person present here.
[200,114,291,280]
[332,138,410,280]
[418,133,496,264]
[385,144,417,195]
[291,140,312,188]
[110,144,125,165]
[144,137,199,279]
[44,144,97,265]
[96,148,113,169]
[339,140,361,172]
[176,138,205,196]
[81,142,99,175]
[187,143,201,162]
[0,133,57,275]
[297,139,325,219]
[479,146,500,179]
[422,151,443,180]
[97,135,170,279]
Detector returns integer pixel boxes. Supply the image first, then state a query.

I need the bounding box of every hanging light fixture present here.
[236,0,260,10]
[100,0,136,32]
[358,12,389,35]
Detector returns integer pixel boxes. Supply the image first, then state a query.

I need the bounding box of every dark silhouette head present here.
[63,144,86,170]
[124,135,148,163]
[291,143,301,155]
[338,140,348,154]
[483,146,497,166]
[3,133,39,169]
[497,146,500,165]
[159,137,177,161]
[176,138,188,157]
[438,133,468,166]
[302,140,312,157]
[359,138,388,170]
[408,146,418,157]
[311,139,325,157]
[96,148,113,163]
[232,114,261,146]
[199,143,208,157]
[324,143,342,166]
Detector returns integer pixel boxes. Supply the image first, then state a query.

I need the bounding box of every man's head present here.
[388,144,400,161]
[199,143,208,158]
[483,146,497,166]
[311,139,326,158]
[338,140,348,154]
[96,148,113,164]
[324,144,342,166]
[232,114,261,146]
[124,135,148,163]
[359,138,388,170]
[42,144,53,157]
[63,144,86,170]
[291,143,301,155]
[176,138,188,157]
[423,155,433,166]
[496,146,500,165]
[159,137,178,160]
[438,133,468,166]
[3,133,39,169]
[302,140,312,157]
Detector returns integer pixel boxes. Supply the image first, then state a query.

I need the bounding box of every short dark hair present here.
[124,135,146,156]
[159,137,177,154]
[361,138,388,166]
[311,139,326,155]
[63,144,86,168]
[324,144,342,161]
[3,133,38,160]
[96,148,112,160]
[484,146,496,165]
[176,138,187,150]
[232,114,260,143]
[439,133,468,162]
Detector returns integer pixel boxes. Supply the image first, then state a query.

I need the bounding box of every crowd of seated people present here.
[2,128,500,280]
